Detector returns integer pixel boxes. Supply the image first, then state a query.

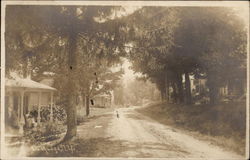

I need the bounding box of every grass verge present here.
[136,101,246,155]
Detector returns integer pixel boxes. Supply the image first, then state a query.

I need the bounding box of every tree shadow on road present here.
[77,113,113,125]
[29,136,190,157]
[125,113,148,120]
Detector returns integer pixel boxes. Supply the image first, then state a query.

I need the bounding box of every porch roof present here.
[94,93,111,98]
[5,78,56,91]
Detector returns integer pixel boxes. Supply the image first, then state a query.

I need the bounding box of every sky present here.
[111,58,141,87]
[122,58,138,83]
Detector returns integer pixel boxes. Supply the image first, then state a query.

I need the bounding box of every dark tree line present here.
[125,7,247,105]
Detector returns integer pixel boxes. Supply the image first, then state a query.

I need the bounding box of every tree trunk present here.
[63,31,77,141]
[161,80,166,101]
[208,83,219,105]
[176,72,184,103]
[64,85,77,140]
[160,91,163,101]
[172,82,178,103]
[81,92,86,118]
[207,74,219,105]
[184,72,192,104]
[209,85,219,105]
[22,56,29,78]
[86,95,90,116]
[165,72,170,102]
[81,92,86,107]
[23,61,28,78]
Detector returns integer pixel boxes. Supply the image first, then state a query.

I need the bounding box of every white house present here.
[5,77,56,134]
[93,93,112,108]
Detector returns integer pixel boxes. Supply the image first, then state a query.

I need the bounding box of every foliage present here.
[39,105,67,122]
[25,121,66,143]
[125,7,247,104]
[6,6,128,139]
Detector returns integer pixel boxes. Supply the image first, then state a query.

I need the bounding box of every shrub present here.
[39,105,67,122]
[25,121,66,143]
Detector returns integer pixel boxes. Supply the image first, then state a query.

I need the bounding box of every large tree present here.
[174,7,247,104]
[126,7,181,102]
[125,7,247,105]
[6,5,128,140]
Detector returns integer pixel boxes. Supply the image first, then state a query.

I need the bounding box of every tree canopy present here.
[125,7,247,104]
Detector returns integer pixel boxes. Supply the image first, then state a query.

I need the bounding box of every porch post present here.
[19,91,25,134]
[9,92,13,117]
[17,94,20,121]
[50,92,54,122]
[37,92,42,124]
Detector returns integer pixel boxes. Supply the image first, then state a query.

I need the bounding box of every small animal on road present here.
[116,110,119,118]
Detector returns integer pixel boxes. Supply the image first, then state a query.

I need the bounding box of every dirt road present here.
[11,106,244,158]
[107,107,244,158]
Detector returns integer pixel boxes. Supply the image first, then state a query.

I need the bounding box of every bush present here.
[39,105,67,122]
[25,121,66,143]
[42,122,62,136]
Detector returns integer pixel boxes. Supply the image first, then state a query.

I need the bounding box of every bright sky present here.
[122,58,137,83]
